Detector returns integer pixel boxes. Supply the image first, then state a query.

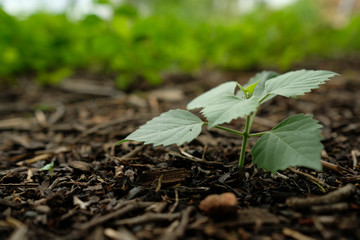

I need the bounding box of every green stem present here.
[214,125,244,136]
[248,131,268,137]
[248,110,257,130]
[259,93,270,104]
[239,115,251,170]
[203,122,244,136]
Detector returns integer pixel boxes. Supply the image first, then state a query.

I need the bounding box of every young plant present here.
[40,161,54,176]
[117,70,338,173]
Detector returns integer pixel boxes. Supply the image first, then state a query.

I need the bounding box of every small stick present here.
[275,172,289,180]
[16,154,52,166]
[282,227,317,240]
[286,184,356,209]
[155,174,163,192]
[77,200,155,230]
[288,167,333,189]
[321,160,343,174]
[311,202,349,213]
[48,103,65,124]
[160,206,195,240]
[104,227,137,240]
[168,151,224,167]
[351,149,359,169]
[201,145,208,161]
[73,114,150,143]
[8,225,28,240]
[114,212,181,226]
[169,190,179,213]
[113,145,145,162]
[35,110,48,128]
[48,177,60,190]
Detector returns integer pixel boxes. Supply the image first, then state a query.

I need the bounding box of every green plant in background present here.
[117,70,338,173]
[0,0,358,89]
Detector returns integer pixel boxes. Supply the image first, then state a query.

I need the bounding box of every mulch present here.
[0,64,360,240]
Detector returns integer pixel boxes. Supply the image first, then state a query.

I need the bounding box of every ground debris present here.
[1,68,360,239]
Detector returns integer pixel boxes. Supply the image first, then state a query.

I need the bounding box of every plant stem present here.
[248,131,267,137]
[203,122,244,136]
[259,93,270,104]
[238,115,251,170]
[214,125,244,136]
[248,110,257,130]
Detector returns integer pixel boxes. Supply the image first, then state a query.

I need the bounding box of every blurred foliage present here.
[0,0,359,89]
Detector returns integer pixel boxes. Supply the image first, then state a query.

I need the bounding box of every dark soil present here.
[1,63,360,240]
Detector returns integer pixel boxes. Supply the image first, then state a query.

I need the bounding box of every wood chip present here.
[69,161,92,172]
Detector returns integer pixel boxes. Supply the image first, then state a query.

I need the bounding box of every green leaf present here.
[237,83,250,98]
[251,114,323,173]
[187,81,237,110]
[201,95,259,128]
[40,161,54,173]
[244,79,260,96]
[265,70,338,98]
[123,109,204,146]
[237,71,278,102]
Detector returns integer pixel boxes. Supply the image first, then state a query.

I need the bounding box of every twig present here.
[16,154,52,166]
[0,183,39,188]
[77,200,155,230]
[275,172,289,180]
[282,227,317,240]
[35,110,48,128]
[311,202,349,213]
[155,174,163,192]
[114,212,181,226]
[321,160,343,174]
[8,225,28,240]
[351,149,359,169]
[0,167,28,177]
[104,227,137,240]
[288,167,333,190]
[160,206,195,240]
[201,145,208,161]
[48,103,66,124]
[72,113,150,143]
[169,190,179,213]
[60,79,124,97]
[48,177,61,191]
[286,184,356,209]
[0,199,24,208]
[114,145,145,162]
[168,151,224,167]
[0,117,36,130]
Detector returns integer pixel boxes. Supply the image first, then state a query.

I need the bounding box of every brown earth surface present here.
[0,61,360,240]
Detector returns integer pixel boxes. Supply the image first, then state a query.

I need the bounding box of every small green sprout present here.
[117,70,338,173]
[40,161,54,176]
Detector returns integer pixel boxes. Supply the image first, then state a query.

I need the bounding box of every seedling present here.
[117,70,338,173]
[40,161,54,176]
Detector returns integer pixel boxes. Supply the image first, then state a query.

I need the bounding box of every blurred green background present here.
[0,0,359,89]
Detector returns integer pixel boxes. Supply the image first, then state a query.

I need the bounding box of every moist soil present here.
[1,62,360,240]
